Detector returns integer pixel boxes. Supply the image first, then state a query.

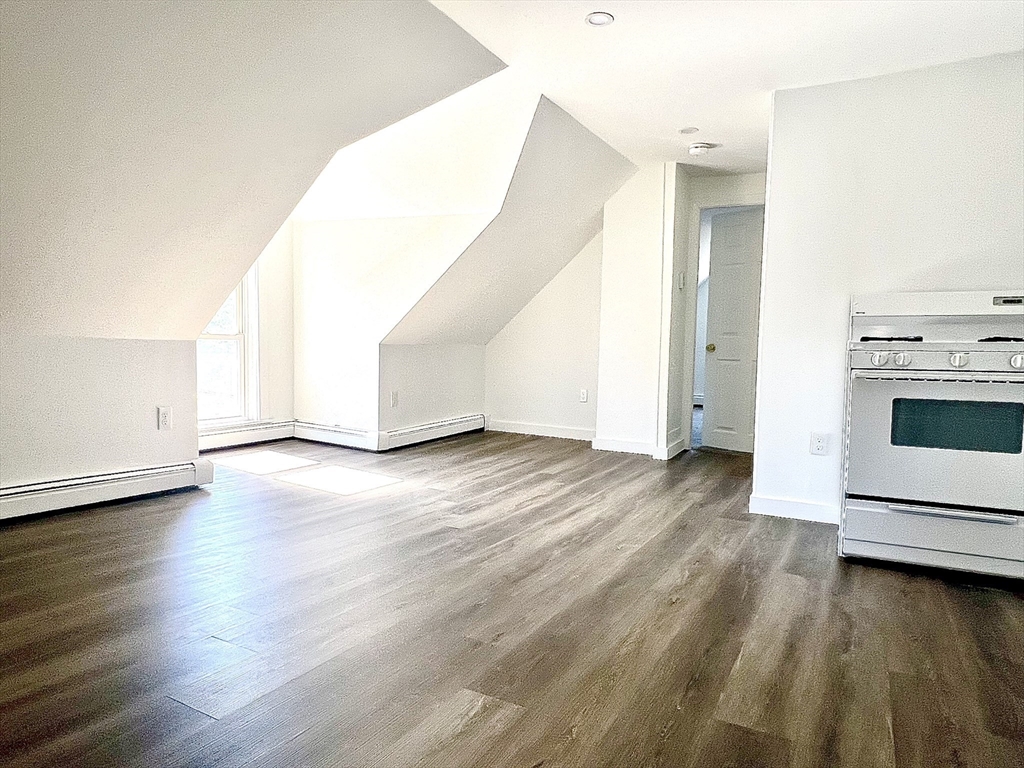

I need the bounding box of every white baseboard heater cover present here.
[0,459,215,521]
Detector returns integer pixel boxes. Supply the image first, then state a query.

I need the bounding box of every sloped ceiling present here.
[0,0,504,340]
[291,68,539,222]
[383,97,636,345]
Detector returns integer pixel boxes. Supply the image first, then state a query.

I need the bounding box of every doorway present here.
[690,205,765,451]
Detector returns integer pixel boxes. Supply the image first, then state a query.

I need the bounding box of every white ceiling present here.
[432,0,1024,172]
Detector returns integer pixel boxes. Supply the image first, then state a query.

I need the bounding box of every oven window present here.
[891,398,1024,454]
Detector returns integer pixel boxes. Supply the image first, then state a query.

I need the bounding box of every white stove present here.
[839,290,1024,578]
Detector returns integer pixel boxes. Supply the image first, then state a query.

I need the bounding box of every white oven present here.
[846,371,1024,512]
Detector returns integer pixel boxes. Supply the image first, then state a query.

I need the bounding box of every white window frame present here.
[197,265,260,427]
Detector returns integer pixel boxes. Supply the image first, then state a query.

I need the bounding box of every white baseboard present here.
[0,459,215,521]
[486,419,594,442]
[591,438,655,456]
[653,437,688,461]
[293,421,380,451]
[199,420,295,450]
[380,414,484,450]
[748,494,839,525]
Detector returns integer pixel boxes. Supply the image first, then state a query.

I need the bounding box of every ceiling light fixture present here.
[678,127,699,135]
[585,11,615,27]
[688,142,714,156]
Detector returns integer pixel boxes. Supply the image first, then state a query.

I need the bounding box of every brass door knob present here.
[706,343,716,352]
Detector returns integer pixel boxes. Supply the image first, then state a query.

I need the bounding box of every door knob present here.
[706,343,716,352]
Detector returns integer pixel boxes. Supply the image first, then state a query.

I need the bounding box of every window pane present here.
[891,398,1024,454]
[197,339,242,420]
[203,290,239,335]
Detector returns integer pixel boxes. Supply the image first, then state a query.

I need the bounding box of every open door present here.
[702,206,764,452]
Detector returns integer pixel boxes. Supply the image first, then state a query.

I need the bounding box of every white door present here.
[702,206,764,452]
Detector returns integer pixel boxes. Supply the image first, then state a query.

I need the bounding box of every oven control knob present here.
[893,352,912,367]
[870,352,889,367]
[949,352,969,368]
[1011,353,1024,370]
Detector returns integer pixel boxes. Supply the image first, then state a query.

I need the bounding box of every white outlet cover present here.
[580,389,588,403]
[809,433,830,455]
[157,406,172,430]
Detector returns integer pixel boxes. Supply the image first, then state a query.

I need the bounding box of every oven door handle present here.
[886,503,1021,525]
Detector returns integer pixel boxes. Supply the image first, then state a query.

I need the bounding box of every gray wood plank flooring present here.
[1,432,1020,767]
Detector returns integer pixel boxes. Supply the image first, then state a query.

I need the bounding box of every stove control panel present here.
[850,348,1024,373]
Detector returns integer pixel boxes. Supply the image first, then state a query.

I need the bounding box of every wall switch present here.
[579,388,588,403]
[809,432,830,456]
[390,391,398,408]
[158,406,173,431]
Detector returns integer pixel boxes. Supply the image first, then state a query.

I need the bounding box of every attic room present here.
[0,1,1022,766]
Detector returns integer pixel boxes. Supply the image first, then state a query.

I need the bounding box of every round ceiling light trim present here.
[688,142,715,156]
[585,11,615,27]
[678,127,700,135]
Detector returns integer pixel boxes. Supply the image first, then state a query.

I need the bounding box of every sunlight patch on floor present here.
[210,450,318,475]
[276,465,402,496]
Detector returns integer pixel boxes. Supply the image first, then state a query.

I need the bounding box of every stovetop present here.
[849,291,1024,372]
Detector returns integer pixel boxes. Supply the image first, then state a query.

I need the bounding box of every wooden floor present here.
[1,433,1021,768]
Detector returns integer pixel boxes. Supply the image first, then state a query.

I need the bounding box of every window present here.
[890,398,1024,454]
[197,265,259,424]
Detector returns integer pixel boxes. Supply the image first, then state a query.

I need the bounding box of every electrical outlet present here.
[390,391,398,408]
[157,406,173,431]
[809,432,830,456]
[579,389,588,403]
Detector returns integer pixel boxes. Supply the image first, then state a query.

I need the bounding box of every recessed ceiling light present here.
[679,127,699,135]
[585,11,615,27]
[688,142,715,156]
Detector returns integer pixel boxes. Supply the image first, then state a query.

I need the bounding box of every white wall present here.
[595,164,686,455]
[753,52,1024,524]
[287,71,541,434]
[0,337,197,487]
[485,232,603,441]
[289,72,633,438]
[292,215,490,431]
[663,164,692,456]
[255,221,294,422]
[379,345,485,432]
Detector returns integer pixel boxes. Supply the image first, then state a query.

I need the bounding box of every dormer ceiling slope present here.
[0,0,504,340]
[384,96,636,345]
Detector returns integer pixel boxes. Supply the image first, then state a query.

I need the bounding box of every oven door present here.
[846,372,1024,512]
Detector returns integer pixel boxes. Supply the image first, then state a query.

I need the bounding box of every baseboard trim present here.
[653,437,688,461]
[591,438,655,456]
[0,459,214,520]
[486,419,594,442]
[293,421,380,451]
[748,494,839,525]
[199,420,295,450]
[380,414,484,451]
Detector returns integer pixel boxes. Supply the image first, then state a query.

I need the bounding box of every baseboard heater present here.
[0,460,215,521]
